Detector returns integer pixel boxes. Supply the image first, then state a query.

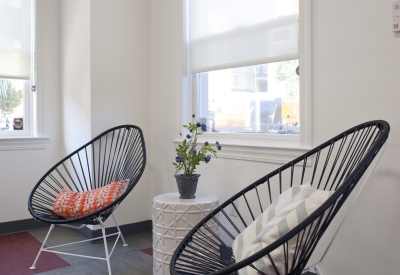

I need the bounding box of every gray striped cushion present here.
[233,186,333,275]
[232,184,309,263]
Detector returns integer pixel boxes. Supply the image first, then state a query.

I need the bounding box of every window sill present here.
[172,137,311,164]
[0,136,49,151]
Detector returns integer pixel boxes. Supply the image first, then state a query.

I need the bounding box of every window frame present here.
[180,0,312,163]
[0,0,48,150]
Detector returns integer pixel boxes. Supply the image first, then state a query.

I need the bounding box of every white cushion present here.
[233,185,333,275]
[232,184,309,262]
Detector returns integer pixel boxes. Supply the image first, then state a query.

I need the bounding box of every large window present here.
[0,0,34,137]
[187,0,311,148]
[195,61,299,134]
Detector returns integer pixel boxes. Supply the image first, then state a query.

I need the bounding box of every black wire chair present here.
[170,120,390,275]
[28,125,146,275]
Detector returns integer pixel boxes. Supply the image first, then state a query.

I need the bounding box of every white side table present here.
[152,192,219,275]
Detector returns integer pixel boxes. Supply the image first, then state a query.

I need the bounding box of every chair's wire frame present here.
[170,120,390,275]
[27,125,146,275]
[302,142,387,275]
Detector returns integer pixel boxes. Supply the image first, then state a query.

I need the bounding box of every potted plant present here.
[173,114,222,199]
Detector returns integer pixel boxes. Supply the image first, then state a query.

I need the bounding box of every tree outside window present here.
[0,79,24,130]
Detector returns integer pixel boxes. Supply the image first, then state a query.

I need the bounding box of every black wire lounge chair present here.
[28,125,146,275]
[170,120,389,275]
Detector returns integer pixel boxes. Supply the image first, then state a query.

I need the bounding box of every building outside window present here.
[0,0,34,137]
[232,74,245,89]
[187,0,308,146]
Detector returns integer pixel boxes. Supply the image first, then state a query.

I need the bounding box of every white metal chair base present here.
[30,214,127,275]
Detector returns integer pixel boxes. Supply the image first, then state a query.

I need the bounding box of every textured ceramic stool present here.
[152,192,219,275]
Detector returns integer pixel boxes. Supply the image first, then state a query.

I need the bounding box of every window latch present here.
[296,66,300,76]
[31,85,36,92]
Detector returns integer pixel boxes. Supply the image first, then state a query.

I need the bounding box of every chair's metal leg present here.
[315,266,323,275]
[111,213,128,246]
[30,224,55,270]
[99,218,112,275]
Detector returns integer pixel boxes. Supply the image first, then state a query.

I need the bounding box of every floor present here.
[29,227,153,275]
[2,227,318,275]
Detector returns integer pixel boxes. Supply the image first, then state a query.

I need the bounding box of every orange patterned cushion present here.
[52,179,129,219]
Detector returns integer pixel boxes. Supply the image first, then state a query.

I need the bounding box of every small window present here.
[0,0,34,137]
[0,79,30,135]
[232,74,244,88]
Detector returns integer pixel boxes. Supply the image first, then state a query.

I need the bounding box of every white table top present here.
[153,192,218,204]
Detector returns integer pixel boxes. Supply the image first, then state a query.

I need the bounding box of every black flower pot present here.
[174,174,200,199]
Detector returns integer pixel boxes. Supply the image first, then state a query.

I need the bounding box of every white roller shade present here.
[189,0,299,73]
[0,0,32,80]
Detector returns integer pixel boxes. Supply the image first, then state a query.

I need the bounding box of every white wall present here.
[90,0,150,137]
[90,0,151,226]
[60,0,152,226]
[0,0,63,223]
[150,0,185,198]
[150,0,400,274]
[61,0,91,153]
[312,0,400,274]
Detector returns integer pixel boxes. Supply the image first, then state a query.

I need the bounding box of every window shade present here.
[0,0,32,80]
[189,0,299,74]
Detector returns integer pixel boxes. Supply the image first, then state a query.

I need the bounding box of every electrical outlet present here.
[393,1,400,32]
[230,201,238,217]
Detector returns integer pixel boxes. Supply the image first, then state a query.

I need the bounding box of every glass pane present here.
[0,78,25,132]
[195,60,299,134]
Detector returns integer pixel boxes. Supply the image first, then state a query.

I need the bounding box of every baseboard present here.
[0,218,152,239]
[70,220,152,241]
[0,218,49,236]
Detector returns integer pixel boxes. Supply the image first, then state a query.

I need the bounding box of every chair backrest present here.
[28,125,146,225]
[170,120,389,275]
